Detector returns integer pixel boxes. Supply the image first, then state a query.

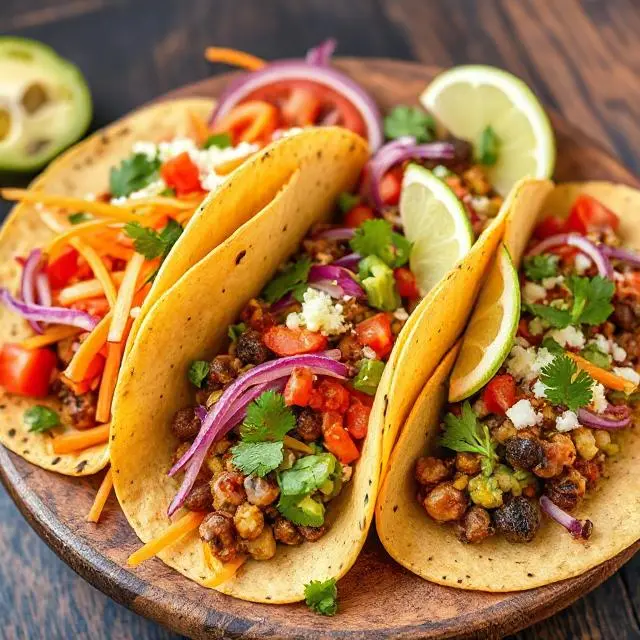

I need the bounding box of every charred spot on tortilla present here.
[51,457,61,465]
[75,460,88,473]
[8,429,15,438]
[235,250,247,265]
[282,224,288,232]
[393,505,398,513]
[22,449,29,455]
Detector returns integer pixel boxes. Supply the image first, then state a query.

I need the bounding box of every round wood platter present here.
[1,59,640,640]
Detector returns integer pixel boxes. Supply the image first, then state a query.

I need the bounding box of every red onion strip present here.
[333,252,361,272]
[305,39,337,66]
[578,407,631,430]
[35,273,52,308]
[602,245,640,268]
[314,228,355,241]
[539,496,592,540]
[21,249,43,334]
[309,264,364,298]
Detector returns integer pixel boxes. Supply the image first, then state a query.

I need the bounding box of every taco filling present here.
[415,194,639,544]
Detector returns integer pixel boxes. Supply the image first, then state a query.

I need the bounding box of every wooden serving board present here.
[1,59,639,640]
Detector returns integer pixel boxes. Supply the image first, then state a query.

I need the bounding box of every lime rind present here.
[448,244,521,402]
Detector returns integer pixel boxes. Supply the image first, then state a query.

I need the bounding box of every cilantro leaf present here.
[203,133,232,149]
[68,212,91,225]
[188,360,210,388]
[24,406,59,433]
[539,355,593,412]
[476,126,500,166]
[124,219,183,260]
[350,219,411,268]
[580,343,612,369]
[110,153,160,198]
[278,453,336,496]
[541,336,564,355]
[262,257,311,304]
[524,302,571,328]
[277,493,325,527]
[228,322,246,342]
[231,441,284,477]
[240,391,296,442]
[383,105,434,143]
[338,192,361,213]
[440,401,496,474]
[566,275,614,326]
[523,254,559,281]
[304,579,338,616]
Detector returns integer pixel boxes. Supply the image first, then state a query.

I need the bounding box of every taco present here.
[0,96,367,484]
[377,181,640,591]
[108,130,524,602]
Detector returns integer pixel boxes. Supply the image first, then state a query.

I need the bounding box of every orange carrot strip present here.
[201,554,246,588]
[212,101,278,143]
[86,468,113,523]
[70,237,118,307]
[64,312,111,382]
[59,272,126,305]
[108,253,145,343]
[85,237,135,262]
[566,352,638,394]
[188,110,211,146]
[204,47,266,70]
[46,219,121,258]
[127,512,205,567]
[283,435,313,454]
[53,423,110,454]
[96,341,124,423]
[20,325,82,349]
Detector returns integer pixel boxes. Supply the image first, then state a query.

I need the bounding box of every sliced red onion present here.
[21,249,43,334]
[0,288,99,332]
[195,406,208,422]
[35,273,52,308]
[320,109,340,126]
[527,233,613,279]
[209,60,384,151]
[310,280,344,299]
[365,137,456,210]
[539,495,593,540]
[333,252,361,272]
[601,245,640,268]
[309,264,364,298]
[578,407,631,430]
[270,292,296,313]
[305,39,337,66]
[314,227,355,241]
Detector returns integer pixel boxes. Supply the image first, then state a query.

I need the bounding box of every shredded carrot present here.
[45,219,121,258]
[108,253,145,343]
[214,154,252,176]
[20,325,82,349]
[54,423,110,454]
[201,554,246,588]
[85,237,135,262]
[96,341,125,423]
[58,272,126,305]
[86,468,113,523]
[69,238,118,307]
[204,47,266,71]
[283,435,313,454]
[566,351,638,394]
[64,312,111,382]
[188,110,211,146]
[127,511,205,567]
[213,100,278,143]
[1,189,146,222]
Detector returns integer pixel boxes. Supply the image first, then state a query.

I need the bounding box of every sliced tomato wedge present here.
[284,367,313,406]
[160,152,202,196]
[321,411,360,464]
[345,401,370,440]
[565,195,620,234]
[46,248,80,289]
[533,215,566,240]
[394,267,419,299]
[281,87,322,126]
[482,374,516,415]
[344,204,375,228]
[355,313,393,359]
[0,344,57,398]
[262,325,327,356]
[379,166,403,206]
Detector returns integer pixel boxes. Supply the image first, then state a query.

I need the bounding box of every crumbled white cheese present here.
[523,281,547,304]
[612,343,627,363]
[393,307,409,321]
[286,288,347,336]
[130,306,142,319]
[132,141,159,159]
[613,367,640,385]
[506,345,554,383]
[506,399,543,430]
[590,333,611,354]
[556,410,580,432]
[547,326,585,349]
[542,275,565,290]
[469,195,491,214]
[362,346,377,360]
[432,165,450,179]
[529,317,545,336]
[590,382,608,414]
[574,253,592,275]
[532,379,548,399]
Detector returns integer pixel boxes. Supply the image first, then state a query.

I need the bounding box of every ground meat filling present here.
[56,384,97,430]
[236,329,271,365]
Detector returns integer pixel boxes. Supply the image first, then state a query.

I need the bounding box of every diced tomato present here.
[70,297,110,317]
[0,344,57,398]
[394,267,419,299]
[533,216,566,240]
[46,248,80,289]
[549,245,579,268]
[345,401,370,440]
[355,313,393,359]
[83,353,106,382]
[344,204,375,228]
[347,387,375,408]
[308,388,324,411]
[379,166,403,206]
[482,374,516,415]
[318,379,350,414]
[321,411,360,464]
[262,326,327,356]
[284,367,313,406]
[160,152,202,196]
[565,195,620,235]
[618,272,640,299]
[281,87,322,126]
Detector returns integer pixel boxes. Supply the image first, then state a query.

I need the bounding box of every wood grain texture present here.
[1,1,640,638]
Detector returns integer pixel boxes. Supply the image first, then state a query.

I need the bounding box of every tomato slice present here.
[281,87,322,126]
[262,325,328,356]
[345,401,370,440]
[284,367,313,406]
[0,344,57,398]
[160,152,202,196]
[344,204,375,228]
[565,195,620,234]
[533,216,566,240]
[394,267,419,299]
[46,248,80,289]
[355,313,393,359]
[482,374,516,415]
[379,166,403,206]
[321,411,360,464]
[318,379,350,414]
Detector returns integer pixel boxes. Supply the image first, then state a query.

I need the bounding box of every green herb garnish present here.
[477,126,499,166]
[110,153,160,198]
[188,360,210,388]
[203,133,232,149]
[124,219,183,260]
[24,406,59,433]
[523,254,559,281]
[383,105,434,143]
[350,219,411,268]
[228,322,247,342]
[539,354,593,412]
[338,192,361,213]
[68,212,91,225]
[231,441,284,477]
[304,578,338,616]
[580,343,612,370]
[262,257,311,304]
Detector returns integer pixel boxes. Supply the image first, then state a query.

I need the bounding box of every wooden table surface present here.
[2,0,640,638]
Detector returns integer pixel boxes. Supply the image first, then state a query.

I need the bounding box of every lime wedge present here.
[449,244,520,402]
[400,163,474,295]
[420,65,555,195]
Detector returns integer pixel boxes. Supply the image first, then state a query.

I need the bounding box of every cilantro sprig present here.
[203,133,232,149]
[110,153,161,198]
[539,354,593,412]
[304,578,338,616]
[124,219,183,260]
[188,360,210,388]
[523,254,559,281]
[262,257,311,304]
[350,219,411,268]
[383,105,435,143]
[24,406,59,433]
[231,441,285,477]
[440,402,497,474]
